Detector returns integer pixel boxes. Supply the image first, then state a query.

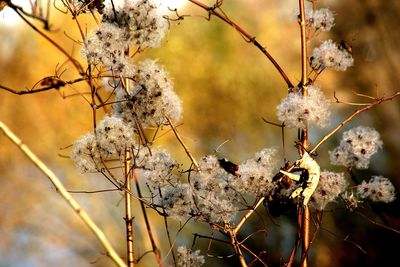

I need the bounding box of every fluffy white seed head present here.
[160,184,195,221]
[141,150,179,188]
[113,59,183,126]
[357,176,396,203]
[176,246,205,267]
[71,115,136,173]
[95,115,136,156]
[276,85,331,129]
[102,0,168,49]
[235,148,278,196]
[306,8,335,32]
[81,23,133,73]
[81,0,168,73]
[311,40,354,71]
[71,133,101,173]
[190,155,239,223]
[330,126,383,169]
[310,171,347,210]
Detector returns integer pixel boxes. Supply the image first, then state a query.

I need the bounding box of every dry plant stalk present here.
[2,0,400,266]
[0,121,127,267]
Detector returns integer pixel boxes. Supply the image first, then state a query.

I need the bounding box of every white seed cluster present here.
[81,23,134,75]
[160,184,195,219]
[71,133,99,173]
[276,85,331,129]
[157,151,276,223]
[81,0,168,73]
[113,59,182,126]
[329,126,383,169]
[311,40,354,71]
[235,148,278,196]
[156,155,238,223]
[357,176,396,203]
[310,171,347,210]
[176,246,205,267]
[102,0,168,49]
[306,8,335,32]
[141,150,179,188]
[190,155,238,223]
[71,115,136,173]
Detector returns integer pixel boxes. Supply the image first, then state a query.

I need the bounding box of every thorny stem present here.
[188,0,293,88]
[0,121,126,267]
[132,171,163,266]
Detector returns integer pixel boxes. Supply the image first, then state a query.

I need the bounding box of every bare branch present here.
[188,0,293,88]
[0,120,126,267]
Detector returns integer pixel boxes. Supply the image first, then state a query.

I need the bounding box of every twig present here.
[124,149,135,267]
[0,120,126,267]
[124,74,135,267]
[10,1,50,29]
[0,78,85,95]
[343,235,367,254]
[355,211,400,235]
[234,197,264,235]
[227,227,247,267]
[132,171,163,266]
[166,116,199,170]
[188,0,293,88]
[10,3,83,74]
[298,1,310,266]
[310,91,400,154]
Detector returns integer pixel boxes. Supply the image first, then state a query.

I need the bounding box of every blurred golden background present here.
[1,0,399,266]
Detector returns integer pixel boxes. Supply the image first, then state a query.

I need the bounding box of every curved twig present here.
[188,0,293,88]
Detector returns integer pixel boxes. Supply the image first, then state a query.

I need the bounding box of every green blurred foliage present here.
[0,0,399,266]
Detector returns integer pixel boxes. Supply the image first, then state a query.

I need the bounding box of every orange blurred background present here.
[1,0,399,266]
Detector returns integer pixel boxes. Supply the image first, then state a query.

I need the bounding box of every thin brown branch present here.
[166,116,199,170]
[124,149,135,267]
[188,0,293,88]
[0,78,85,95]
[343,235,367,254]
[123,73,135,267]
[298,1,310,266]
[0,121,126,267]
[310,91,400,154]
[10,1,50,29]
[227,227,247,267]
[234,197,264,234]
[333,91,371,106]
[10,4,83,74]
[68,188,120,194]
[355,211,400,235]
[132,171,163,266]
